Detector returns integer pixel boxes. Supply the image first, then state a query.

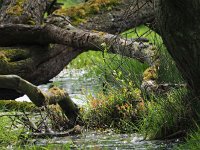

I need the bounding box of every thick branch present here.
[82,0,156,33]
[57,0,156,34]
[0,75,79,122]
[0,0,158,100]
[0,22,156,65]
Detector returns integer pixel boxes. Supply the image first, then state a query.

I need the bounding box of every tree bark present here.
[81,0,155,33]
[156,0,200,97]
[58,0,156,34]
[0,22,155,64]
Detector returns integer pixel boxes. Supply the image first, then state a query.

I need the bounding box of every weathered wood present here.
[55,0,156,34]
[0,0,78,98]
[0,0,59,25]
[0,75,79,122]
[0,22,156,65]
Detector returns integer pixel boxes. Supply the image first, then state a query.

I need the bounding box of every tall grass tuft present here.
[0,116,22,148]
[178,128,200,150]
[81,74,145,133]
[139,88,192,140]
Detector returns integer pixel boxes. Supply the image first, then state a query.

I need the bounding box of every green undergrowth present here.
[139,88,192,140]
[0,100,36,148]
[0,116,22,148]
[0,100,36,112]
[178,128,200,150]
[70,25,187,138]
[81,77,145,133]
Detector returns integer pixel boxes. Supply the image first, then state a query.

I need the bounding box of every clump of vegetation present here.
[0,100,36,112]
[0,116,22,147]
[178,128,200,149]
[139,88,192,139]
[81,68,145,133]
[71,25,188,138]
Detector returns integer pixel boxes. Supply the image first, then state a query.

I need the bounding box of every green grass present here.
[0,100,36,112]
[177,129,200,150]
[0,116,22,148]
[139,88,192,139]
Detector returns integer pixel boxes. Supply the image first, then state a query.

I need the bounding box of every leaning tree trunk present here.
[0,0,81,124]
[156,0,200,98]
[0,0,77,99]
[0,0,156,99]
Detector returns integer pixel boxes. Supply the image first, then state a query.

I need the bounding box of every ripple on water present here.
[31,130,178,149]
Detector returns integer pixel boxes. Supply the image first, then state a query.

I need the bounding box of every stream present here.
[16,69,179,149]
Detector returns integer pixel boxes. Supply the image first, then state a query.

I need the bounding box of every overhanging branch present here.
[0,21,156,65]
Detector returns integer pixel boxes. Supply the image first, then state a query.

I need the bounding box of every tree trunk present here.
[156,0,200,97]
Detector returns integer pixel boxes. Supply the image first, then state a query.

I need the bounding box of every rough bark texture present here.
[0,0,81,99]
[58,0,156,34]
[0,0,49,24]
[80,0,155,33]
[157,0,200,97]
[0,23,156,64]
[0,0,80,126]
